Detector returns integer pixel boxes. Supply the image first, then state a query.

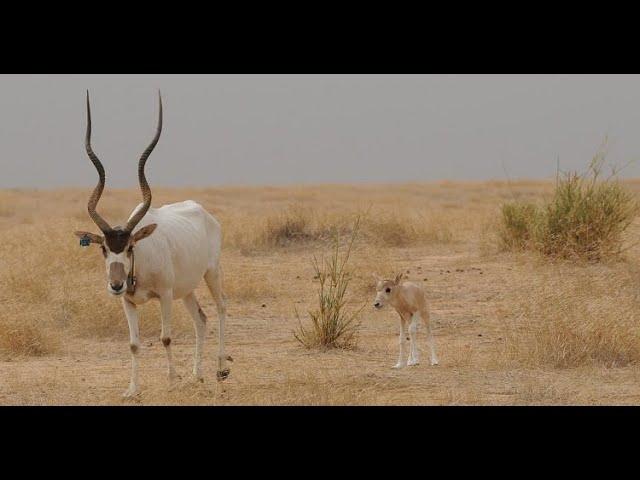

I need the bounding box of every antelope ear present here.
[74,231,103,244]
[394,273,403,285]
[131,223,158,244]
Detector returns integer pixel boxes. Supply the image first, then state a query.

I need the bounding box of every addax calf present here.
[372,273,439,369]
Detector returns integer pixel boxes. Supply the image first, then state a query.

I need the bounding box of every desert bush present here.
[294,217,364,349]
[364,211,453,247]
[499,151,637,260]
[499,268,640,368]
[499,201,543,251]
[262,204,311,246]
[225,205,354,253]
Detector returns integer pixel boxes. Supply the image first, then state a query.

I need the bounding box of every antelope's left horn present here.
[126,90,163,232]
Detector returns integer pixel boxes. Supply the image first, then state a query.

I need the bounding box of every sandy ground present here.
[4,247,640,405]
[3,181,640,405]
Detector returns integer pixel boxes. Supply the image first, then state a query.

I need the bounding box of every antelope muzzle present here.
[108,262,127,296]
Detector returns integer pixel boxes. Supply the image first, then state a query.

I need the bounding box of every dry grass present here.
[365,210,454,247]
[4,180,640,405]
[498,264,640,368]
[0,307,59,359]
[294,218,364,350]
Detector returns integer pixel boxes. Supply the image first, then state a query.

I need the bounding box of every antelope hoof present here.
[392,362,406,370]
[217,368,231,381]
[407,359,420,366]
[122,386,140,399]
[431,359,439,366]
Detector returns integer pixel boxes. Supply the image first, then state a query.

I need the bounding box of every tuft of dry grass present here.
[224,205,355,253]
[364,211,454,247]
[0,322,57,358]
[0,305,59,358]
[294,218,364,350]
[498,266,640,368]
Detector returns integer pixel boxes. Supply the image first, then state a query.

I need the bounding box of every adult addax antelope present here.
[74,91,230,398]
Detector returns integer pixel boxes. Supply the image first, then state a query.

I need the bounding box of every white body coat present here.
[121,200,228,397]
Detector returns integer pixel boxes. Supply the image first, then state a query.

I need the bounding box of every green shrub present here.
[500,151,638,261]
[499,201,542,251]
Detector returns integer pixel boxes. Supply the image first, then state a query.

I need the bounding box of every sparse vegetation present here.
[499,267,640,368]
[0,312,58,358]
[294,217,364,350]
[365,211,454,247]
[499,201,542,251]
[500,150,638,260]
[4,180,640,405]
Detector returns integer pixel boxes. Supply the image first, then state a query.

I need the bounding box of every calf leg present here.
[407,313,420,366]
[393,316,409,369]
[182,292,206,381]
[420,307,439,366]
[122,298,141,398]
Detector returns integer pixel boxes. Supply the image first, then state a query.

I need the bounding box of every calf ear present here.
[74,231,103,244]
[131,223,158,245]
[394,272,403,284]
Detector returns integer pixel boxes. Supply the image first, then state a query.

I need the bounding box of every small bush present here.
[499,150,638,260]
[263,205,311,246]
[365,211,453,247]
[499,201,542,251]
[294,217,364,350]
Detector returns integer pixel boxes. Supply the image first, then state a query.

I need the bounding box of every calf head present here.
[372,273,403,309]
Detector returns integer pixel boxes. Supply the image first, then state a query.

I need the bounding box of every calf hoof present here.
[217,368,231,381]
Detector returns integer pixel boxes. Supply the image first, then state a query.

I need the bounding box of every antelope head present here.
[75,91,162,296]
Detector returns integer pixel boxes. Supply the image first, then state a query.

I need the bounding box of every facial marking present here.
[109,262,126,287]
[103,228,131,253]
[106,250,130,295]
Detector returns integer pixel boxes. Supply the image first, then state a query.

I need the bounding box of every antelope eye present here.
[385,287,391,293]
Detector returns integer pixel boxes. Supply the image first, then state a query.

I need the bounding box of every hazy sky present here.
[2,74,640,189]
